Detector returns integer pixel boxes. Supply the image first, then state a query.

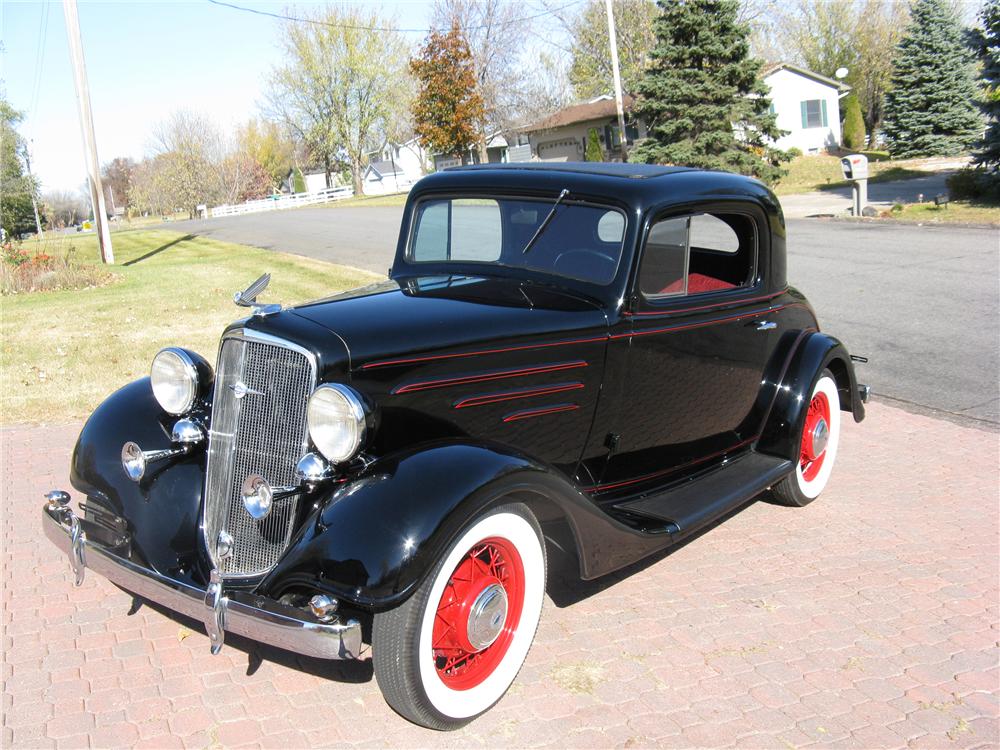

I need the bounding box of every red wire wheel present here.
[800,391,831,482]
[431,536,525,690]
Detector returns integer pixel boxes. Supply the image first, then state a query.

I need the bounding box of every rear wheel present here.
[372,503,546,730]
[771,370,841,507]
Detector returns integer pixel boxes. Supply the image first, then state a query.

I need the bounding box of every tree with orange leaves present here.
[410,25,485,161]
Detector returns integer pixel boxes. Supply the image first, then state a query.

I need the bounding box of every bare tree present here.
[432,0,529,156]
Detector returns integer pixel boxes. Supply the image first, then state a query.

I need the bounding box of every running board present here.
[612,453,794,536]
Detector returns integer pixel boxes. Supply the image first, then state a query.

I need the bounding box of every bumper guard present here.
[42,495,362,660]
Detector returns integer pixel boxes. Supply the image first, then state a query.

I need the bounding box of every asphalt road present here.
[171,206,999,426]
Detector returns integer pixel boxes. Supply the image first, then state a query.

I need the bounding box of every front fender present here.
[757,332,865,462]
[260,441,669,609]
[69,378,207,578]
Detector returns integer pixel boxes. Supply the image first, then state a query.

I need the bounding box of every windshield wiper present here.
[521,188,570,255]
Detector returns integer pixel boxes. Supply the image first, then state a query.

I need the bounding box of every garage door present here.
[537,139,580,162]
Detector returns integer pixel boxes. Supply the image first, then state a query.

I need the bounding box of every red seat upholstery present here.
[659,273,736,295]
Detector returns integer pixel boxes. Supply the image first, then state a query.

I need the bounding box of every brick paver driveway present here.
[3,404,998,748]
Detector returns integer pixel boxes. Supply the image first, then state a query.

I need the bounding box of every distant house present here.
[522,64,849,163]
[285,169,336,194]
[762,63,850,154]
[369,138,431,184]
[363,160,414,195]
[522,95,643,162]
[432,132,509,171]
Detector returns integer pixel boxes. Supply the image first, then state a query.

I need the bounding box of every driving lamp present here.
[150,348,200,415]
[307,384,367,463]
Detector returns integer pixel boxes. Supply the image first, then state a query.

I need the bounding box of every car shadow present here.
[545,496,764,608]
[122,234,195,266]
[124,596,374,683]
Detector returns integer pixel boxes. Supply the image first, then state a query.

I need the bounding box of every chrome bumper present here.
[42,497,362,660]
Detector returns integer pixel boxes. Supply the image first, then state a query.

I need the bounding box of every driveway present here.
[171,204,999,426]
[779,172,956,218]
[3,404,998,748]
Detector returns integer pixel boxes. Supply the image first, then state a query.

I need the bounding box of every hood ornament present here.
[233,273,281,317]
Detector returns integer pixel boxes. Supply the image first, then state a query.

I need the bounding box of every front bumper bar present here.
[42,497,362,660]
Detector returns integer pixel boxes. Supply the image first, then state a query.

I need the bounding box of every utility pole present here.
[605,0,628,162]
[23,146,44,238]
[62,0,114,263]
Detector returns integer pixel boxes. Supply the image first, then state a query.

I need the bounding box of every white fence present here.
[209,186,354,218]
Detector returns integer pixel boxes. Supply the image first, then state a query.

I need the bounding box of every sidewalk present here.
[3,404,998,748]
[780,172,957,219]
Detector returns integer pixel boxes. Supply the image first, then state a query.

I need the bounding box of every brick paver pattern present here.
[2,403,998,748]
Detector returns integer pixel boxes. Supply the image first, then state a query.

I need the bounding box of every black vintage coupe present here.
[43,163,867,729]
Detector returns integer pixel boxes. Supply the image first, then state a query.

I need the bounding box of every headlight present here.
[307,384,367,463]
[150,348,199,415]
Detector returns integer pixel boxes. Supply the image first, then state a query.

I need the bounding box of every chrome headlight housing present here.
[150,348,201,415]
[307,384,367,464]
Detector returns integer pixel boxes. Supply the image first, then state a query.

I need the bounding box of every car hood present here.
[289,275,608,370]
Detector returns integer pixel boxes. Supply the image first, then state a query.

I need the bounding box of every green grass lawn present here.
[325,192,409,208]
[1,230,378,424]
[774,155,929,196]
[880,201,1000,226]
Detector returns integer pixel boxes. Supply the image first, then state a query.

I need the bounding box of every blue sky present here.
[0,1,478,192]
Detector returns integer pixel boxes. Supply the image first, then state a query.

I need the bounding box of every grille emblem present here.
[229,381,264,399]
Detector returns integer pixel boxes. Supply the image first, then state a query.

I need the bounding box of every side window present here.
[640,212,756,298]
[639,217,689,296]
[410,199,502,262]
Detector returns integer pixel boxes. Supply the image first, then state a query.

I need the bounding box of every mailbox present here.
[841,154,869,180]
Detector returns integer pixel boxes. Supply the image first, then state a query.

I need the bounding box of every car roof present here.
[445,162,695,180]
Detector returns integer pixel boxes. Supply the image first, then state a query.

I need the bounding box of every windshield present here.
[407,196,626,285]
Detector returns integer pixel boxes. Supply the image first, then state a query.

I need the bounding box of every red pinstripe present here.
[391,361,588,395]
[503,404,580,423]
[453,382,585,409]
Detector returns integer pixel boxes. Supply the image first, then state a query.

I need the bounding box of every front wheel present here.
[372,503,546,730]
[771,369,842,507]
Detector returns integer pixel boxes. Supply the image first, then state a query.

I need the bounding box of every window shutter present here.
[800,101,808,129]
[821,99,829,127]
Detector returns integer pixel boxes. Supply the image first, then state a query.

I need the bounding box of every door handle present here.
[755,320,777,331]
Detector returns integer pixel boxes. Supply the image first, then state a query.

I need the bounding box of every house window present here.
[800,99,828,129]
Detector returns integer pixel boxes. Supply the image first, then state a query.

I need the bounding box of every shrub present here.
[584,128,605,162]
[841,95,866,150]
[1,242,114,295]
[786,147,803,159]
[946,167,1000,202]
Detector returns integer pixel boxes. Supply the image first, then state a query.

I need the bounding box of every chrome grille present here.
[204,332,315,577]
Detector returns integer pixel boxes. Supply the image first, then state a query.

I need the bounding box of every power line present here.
[27,0,50,138]
[206,0,584,35]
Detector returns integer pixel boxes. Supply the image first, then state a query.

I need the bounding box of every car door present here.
[592,207,781,493]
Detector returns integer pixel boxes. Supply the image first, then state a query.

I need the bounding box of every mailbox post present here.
[840,154,869,216]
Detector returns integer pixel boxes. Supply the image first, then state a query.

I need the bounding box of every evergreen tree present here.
[584,128,605,162]
[883,0,981,158]
[628,0,787,184]
[971,0,1000,170]
[841,94,867,150]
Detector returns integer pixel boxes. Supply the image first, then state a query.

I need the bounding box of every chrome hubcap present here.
[466,583,508,651]
[810,418,829,459]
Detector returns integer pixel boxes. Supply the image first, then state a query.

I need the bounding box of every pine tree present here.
[628,0,787,184]
[883,0,981,158]
[971,0,1000,170]
[842,94,867,150]
[584,128,605,162]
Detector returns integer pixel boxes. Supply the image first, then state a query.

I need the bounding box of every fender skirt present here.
[260,442,671,610]
[757,331,865,463]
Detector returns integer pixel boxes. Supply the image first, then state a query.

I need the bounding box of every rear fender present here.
[260,441,670,609]
[757,332,865,462]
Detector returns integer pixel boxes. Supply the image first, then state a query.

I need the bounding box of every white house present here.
[370,138,431,184]
[761,63,850,154]
[362,160,415,195]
